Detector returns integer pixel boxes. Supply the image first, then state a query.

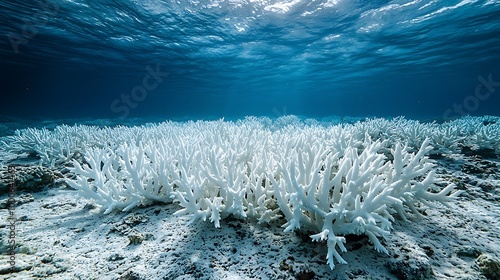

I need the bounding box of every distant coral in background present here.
[1,115,499,269]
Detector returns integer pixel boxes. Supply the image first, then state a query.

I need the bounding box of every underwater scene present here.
[1,1,499,279]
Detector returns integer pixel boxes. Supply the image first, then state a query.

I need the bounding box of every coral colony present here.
[2,115,499,269]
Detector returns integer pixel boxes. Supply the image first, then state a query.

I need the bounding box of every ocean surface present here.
[1,0,499,121]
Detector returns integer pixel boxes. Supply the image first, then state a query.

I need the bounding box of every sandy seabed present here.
[0,151,499,280]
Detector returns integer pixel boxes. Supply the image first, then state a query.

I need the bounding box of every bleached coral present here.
[270,137,461,268]
[59,118,466,269]
[4,115,499,269]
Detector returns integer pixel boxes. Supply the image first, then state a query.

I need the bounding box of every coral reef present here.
[1,115,498,269]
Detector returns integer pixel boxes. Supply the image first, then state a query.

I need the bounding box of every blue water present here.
[1,0,499,121]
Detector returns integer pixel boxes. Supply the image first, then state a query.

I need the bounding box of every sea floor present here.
[0,117,499,280]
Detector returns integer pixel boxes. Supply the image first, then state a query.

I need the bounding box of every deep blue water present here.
[1,0,499,121]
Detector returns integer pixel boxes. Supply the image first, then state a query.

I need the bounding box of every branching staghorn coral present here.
[60,118,467,269]
[3,116,498,268]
